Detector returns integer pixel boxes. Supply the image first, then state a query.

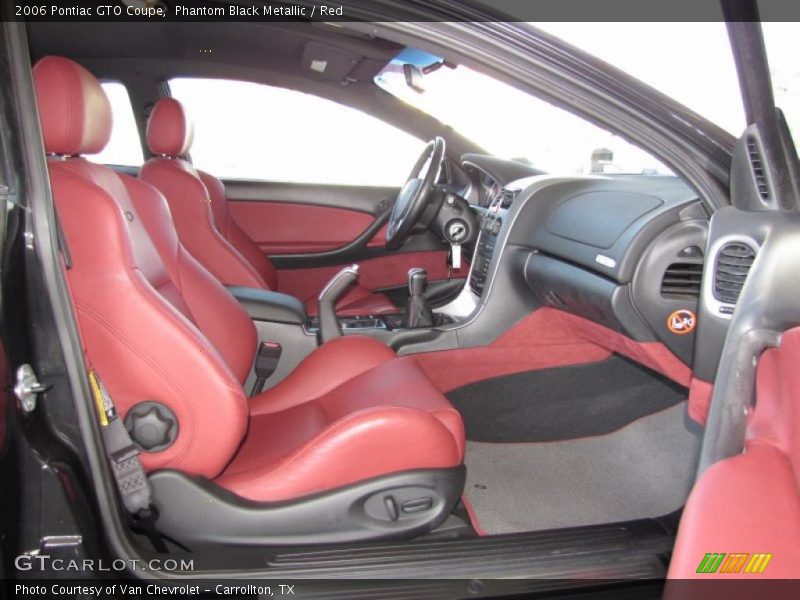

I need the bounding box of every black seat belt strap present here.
[88,370,167,552]
[52,202,73,269]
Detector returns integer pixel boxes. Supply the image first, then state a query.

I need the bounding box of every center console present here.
[307,312,454,334]
[225,210,487,383]
[469,189,508,297]
[226,277,455,354]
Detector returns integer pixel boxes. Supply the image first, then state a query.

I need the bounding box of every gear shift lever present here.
[404,268,434,328]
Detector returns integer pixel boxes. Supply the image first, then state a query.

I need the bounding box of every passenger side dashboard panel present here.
[510,176,704,363]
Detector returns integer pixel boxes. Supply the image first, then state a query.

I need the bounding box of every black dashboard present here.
[460,154,708,366]
[462,154,545,208]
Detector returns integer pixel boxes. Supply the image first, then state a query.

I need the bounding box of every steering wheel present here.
[385,137,446,250]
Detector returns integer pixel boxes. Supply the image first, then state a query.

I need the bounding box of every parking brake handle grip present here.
[317,264,359,344]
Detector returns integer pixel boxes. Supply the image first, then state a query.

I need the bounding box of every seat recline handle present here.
[318,264,360,343]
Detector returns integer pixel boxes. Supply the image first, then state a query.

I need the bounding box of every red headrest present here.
[146,98,194,157]
[33,56,112,156]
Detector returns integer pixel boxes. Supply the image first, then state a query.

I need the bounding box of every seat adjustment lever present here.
[317,265,360,344]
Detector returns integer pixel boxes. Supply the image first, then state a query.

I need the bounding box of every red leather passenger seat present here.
[140,97,397,317]
[34,56,464,508]
[667,327,800,579]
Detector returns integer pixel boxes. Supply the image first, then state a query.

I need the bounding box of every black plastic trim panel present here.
[631,219,709,364]
[694,207,791,381]
[524,253,654,341]
[150,467,465,547]
[179,513,677,586]
[461,153,546,187]
[510,176,699,284]
[223,179,399,216]
[697,209,800,473]
[263,519,674,579]
[225,286,308,324]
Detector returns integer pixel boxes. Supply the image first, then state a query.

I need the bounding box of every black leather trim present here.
[380,278,467,310]
[225,286,308,324]
[222,179,399,216]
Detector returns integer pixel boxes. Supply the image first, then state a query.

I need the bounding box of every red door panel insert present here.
[228,201,375,254]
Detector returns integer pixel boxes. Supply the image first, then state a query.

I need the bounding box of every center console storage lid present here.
[226,286,308,325]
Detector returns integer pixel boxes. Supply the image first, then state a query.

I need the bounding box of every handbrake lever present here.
[317,264,359,344]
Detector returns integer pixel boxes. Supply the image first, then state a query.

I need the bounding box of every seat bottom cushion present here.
[215,336,465,502]
[305,283,397,317]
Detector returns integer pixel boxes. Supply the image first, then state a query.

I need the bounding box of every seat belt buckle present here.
[255,342,282,379]
[251,342,282,396]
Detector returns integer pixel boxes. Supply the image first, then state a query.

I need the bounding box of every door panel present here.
[223,179,397,259]
[228,201,376,254]
[222,179,459,300]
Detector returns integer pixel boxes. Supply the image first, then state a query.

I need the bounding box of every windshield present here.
[537,23,745,136]
[375,56,673,176]
[539,22,800,146]
[376,24,800,172]
[763,23,800,146]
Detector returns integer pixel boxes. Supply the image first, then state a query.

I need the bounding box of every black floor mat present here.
[447,355,687,443]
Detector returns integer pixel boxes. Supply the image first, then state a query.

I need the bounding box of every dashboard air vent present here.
[499,188,518,208]
[660,263,703,298]
[714,242,756,304]
[746,137,770,201]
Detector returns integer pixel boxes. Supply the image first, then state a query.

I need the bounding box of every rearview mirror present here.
[403,64,425,93]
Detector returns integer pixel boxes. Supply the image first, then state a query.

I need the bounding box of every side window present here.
[169,78,424,186]
[91,82,144,166]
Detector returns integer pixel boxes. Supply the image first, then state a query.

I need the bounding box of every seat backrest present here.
[33,56,255,479]
[198,168,278,289]
[141,98,277,290]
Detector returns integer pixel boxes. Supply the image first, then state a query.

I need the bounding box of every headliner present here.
[27,22,403,88]
[25,21,483,157]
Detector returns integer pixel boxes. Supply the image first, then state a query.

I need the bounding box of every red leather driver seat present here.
[34,56,464,544]
[140,97,397,317]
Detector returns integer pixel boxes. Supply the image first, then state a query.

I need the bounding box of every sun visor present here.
[301,41,363,83]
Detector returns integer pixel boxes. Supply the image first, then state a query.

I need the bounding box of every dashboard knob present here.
[490,218,502,235]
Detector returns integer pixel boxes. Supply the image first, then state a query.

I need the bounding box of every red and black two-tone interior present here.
[14,16,800,583]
